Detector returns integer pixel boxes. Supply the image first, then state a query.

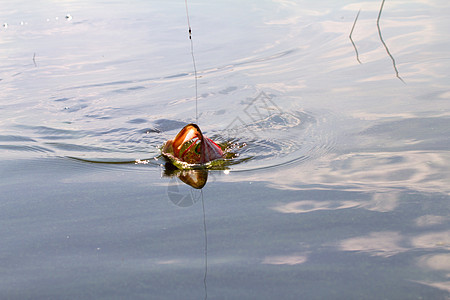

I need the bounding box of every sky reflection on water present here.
[1,0,450,298]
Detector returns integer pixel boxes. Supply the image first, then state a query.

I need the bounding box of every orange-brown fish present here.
[162,123,223,165]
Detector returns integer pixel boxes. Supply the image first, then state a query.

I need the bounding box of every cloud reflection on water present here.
[271,200,359,214]
[225,150,450,194]
[339,231,408,257]
[415,215,449,227]
[339,229,449,259]
[262,254,308,265]
[338,230,450,292]
[271,192,400,214]
[418,254,450,273]
[411,231,450,250]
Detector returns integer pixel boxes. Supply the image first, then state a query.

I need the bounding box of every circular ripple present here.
[218,110,337,172]
[17,110,336,172]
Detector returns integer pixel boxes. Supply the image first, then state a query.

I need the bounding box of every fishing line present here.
[201,189,208,300]
[185,0,199,124]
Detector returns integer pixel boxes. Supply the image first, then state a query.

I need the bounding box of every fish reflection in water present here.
[163,163,208,189]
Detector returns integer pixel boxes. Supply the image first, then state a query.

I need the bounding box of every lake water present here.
[1,0,449,299]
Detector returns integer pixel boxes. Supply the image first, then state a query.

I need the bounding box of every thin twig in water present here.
[185,0,199,124]
[349,9,362,64]
[377,0,405,83]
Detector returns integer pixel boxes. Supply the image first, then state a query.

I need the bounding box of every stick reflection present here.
[349,9,362,64]
[349,0,405,82]
[377,0,405,83]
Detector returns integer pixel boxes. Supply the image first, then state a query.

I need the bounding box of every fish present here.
[162,123,224,166]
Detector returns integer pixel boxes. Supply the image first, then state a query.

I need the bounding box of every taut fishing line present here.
[185,7,207,298]
[185,0,199,124]
[201,190,208,299]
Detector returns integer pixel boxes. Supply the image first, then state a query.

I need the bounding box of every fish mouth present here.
[162,123,224,168]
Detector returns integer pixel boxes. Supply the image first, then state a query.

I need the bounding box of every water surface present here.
[1,0,449,299]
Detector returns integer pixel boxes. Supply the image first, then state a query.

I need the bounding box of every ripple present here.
[0,144,53,153]
[56,49,297,95]
[16,125,87,138]
[62,80,135,91]
[0,134,53,155]
[63,104,88,113]
[0,135,36,142]
[13,110,335,172]
[153,119,189,133]
[55,119,176,164]
[67,156,161,168]
[45,142,113,153]
[112,85,146,94]
[59,110,337,171]
[219,110,337,172]
[53,97,71,102]
[127,118,148,124]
